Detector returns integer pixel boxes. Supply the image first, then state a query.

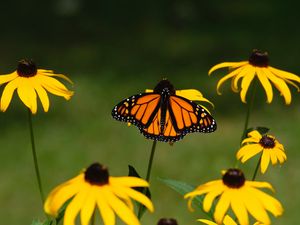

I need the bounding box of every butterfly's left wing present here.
[168,95,217,134]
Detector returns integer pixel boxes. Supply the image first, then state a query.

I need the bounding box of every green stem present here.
[145,140,157,182]
[137,140,157,219]
[28,109,45,205]
[252,155,262,181]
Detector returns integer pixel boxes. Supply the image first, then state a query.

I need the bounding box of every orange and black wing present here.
[112,93,161,129]
[168,95,217,134]
[141,108,185,142]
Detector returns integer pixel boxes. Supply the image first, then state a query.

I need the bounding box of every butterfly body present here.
[112,79,217,142]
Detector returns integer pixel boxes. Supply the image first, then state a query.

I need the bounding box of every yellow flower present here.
[44,163,154,225]
[237,130,287,174]
[198,215,264,225]
[184,169,283,225]
[0,59,73,114]
[209,49,300,104]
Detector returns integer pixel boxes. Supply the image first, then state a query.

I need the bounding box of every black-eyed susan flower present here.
[0,59,73,114]
[44,163,154,225]
[184,169,283,225]
[209,49,300,105]
[237,130,287,174]
[198,215,263,225]
[157,218,178,225]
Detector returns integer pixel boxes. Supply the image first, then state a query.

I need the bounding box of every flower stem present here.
[145,140,157,182]
[240,79,258,143]
[27,109,45,205]
[252,155,262,181]
[137,140,157,219]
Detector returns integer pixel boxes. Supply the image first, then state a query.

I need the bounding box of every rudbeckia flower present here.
[209,49,300,104]
[198,215,263,225]
[184,169,283,225]
[237,130,287,174]
[0,59,73,114]
[44,163,154,225]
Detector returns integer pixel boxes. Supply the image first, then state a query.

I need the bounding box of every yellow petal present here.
[248,187,283,217]
[216,66,245,95]
[223,215,238,225]
[242,189,271,225]
[44,175,83,216]
[64,187,88,225]
[39,70,74,85]
[96,188,115,225]
[203,188,223,212]
[176,89,214,107]
[0,72,18,85]
[214,190,232,224]
[17,78,37,114]
[145,89,153,93]
[268,67,300,83]
[256,69,273,103]
[197,219,218,225]
[241,137,259,145]
[246,181,274,192]
[0,77,20,112]
[270,150,278,165]
[263,68,291,105]
[114,186,153,212]
[103,186,140,225]
[231,190,249,225]
[80,187,97,225]
[236,144,263,163]
[232,65,254,92]
[208,61,248,75]
[260,150,271,174]
[109,176,149,187]
[36,75,74,100]
[248,130,262,140]
[240,70,256,103]
[31,78,50,112]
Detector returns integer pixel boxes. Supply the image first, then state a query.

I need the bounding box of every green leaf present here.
[55,198,72,224]
[245,126,270,137]
[128,165,151,218]
[159,178,214,219]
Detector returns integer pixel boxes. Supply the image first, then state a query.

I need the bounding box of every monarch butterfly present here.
[112,79,217,142]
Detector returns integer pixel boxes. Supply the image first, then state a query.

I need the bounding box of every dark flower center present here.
[157,218,178,225]
[17,59,37,77]
[222,168,245,188]
[259,135,275,148]
[248,50,269,67]
[84,163,109,185]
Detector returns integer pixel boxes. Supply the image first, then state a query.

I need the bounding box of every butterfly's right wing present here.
[112,93,161,129]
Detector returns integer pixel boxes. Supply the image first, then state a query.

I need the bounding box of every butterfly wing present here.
[168,95,217,134]
[141,108,185,142]
[112,93,161,128]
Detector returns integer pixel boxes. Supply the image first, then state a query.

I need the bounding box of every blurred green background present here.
[0,0,299,224]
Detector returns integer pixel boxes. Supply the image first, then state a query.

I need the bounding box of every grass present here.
[0,73,298,225]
